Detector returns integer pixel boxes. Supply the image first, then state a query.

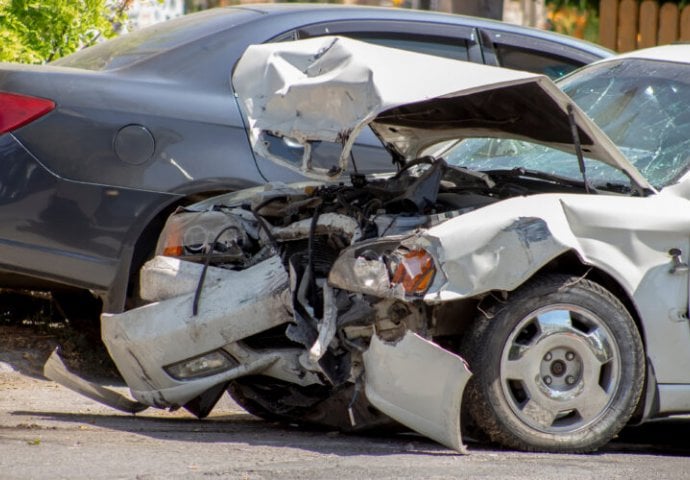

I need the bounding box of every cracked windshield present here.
[440,58,690,191]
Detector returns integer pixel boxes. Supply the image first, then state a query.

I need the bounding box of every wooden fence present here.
[600,0,690,51]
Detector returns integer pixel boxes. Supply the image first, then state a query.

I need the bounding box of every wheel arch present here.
[532,250,647,345]
[434,249,647,345]
[437,249,653,426]
[102,188,241,314]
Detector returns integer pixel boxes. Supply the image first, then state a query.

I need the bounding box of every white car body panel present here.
[102,256,293,407]
[233,36,652,191]
[415,190,690,385]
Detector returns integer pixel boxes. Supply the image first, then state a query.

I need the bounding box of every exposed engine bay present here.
[139,158,589,442]
[44,156,593,453]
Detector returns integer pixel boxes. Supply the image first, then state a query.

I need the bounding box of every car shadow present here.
[8,408,460,457]
[9,406,690,458]
[0,319,121,382]
[604,417,690,456]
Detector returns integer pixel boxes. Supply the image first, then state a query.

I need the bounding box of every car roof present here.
[610,43,690,64]
[54,4,611,72]
[240,3,611,57]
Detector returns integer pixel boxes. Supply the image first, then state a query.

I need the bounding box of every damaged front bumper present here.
[46,251,472,452]
[102,255,327,409]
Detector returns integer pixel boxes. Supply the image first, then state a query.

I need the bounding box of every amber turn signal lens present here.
[163,245,184,257]
[391,249,435,295]
[159,221,184,257]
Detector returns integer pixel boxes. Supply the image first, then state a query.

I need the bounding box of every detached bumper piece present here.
[43,348,148,414]
[363,331,471,453]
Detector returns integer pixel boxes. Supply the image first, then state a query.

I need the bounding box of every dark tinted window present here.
[345,33,469,62]
[495,44,581,78]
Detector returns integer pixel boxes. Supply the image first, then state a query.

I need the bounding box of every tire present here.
[462,274,644,453]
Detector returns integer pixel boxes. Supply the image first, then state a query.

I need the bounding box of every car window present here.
[435,138,628,188]
[559,59,690,188]
[297,20,475,63]
[343,33,469,62]
[494,43,581,78]
[259,131,393,176]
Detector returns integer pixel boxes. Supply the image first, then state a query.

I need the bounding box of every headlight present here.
[389,248,436,295]
[156,210,248,260]
[329,240,437,297]
[164,350,238,381]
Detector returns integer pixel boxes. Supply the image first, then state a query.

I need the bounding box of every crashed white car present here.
[47,39,690,454]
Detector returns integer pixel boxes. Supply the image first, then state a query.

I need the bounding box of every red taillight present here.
[0,92,55,135]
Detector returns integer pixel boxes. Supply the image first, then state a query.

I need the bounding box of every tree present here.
[0,0,131,64]
[449,0,504,19]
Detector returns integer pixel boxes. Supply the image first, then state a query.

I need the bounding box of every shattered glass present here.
[433,60,690,192]
[439,138,630,191]
[560,59,690,188]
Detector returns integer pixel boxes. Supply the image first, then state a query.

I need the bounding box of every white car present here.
[46,38,690,454]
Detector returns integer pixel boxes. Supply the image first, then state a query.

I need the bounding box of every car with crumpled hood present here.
[46,39,690,453]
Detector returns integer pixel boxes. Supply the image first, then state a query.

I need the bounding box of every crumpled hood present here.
[233,36,651,191]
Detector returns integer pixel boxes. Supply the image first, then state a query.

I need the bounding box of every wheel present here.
[462,274,644,453]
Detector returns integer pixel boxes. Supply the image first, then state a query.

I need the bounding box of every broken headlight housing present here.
[329,239,437,297]
[388,248,436,295]
[156,210,249,261]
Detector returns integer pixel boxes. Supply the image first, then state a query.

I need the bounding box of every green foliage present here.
[0,0,130,64]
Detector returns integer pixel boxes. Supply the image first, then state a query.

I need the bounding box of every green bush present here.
[0,0,129,64]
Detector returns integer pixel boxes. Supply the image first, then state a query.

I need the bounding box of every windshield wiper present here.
[566,103,592,194]
[594,181,632,193]
[484,167,587,189]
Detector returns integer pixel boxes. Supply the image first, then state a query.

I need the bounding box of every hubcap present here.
[499,305,621,434]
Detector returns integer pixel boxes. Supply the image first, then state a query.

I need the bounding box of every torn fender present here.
[418,196,581,302]
[363,331,471,453]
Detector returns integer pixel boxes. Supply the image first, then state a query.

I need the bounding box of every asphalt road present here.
[1,328,690,479]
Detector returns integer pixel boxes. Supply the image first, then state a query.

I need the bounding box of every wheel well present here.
[125,191,234,308]
[534,251,646,342]
[434,250,645,344]
[435,250,651,425]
